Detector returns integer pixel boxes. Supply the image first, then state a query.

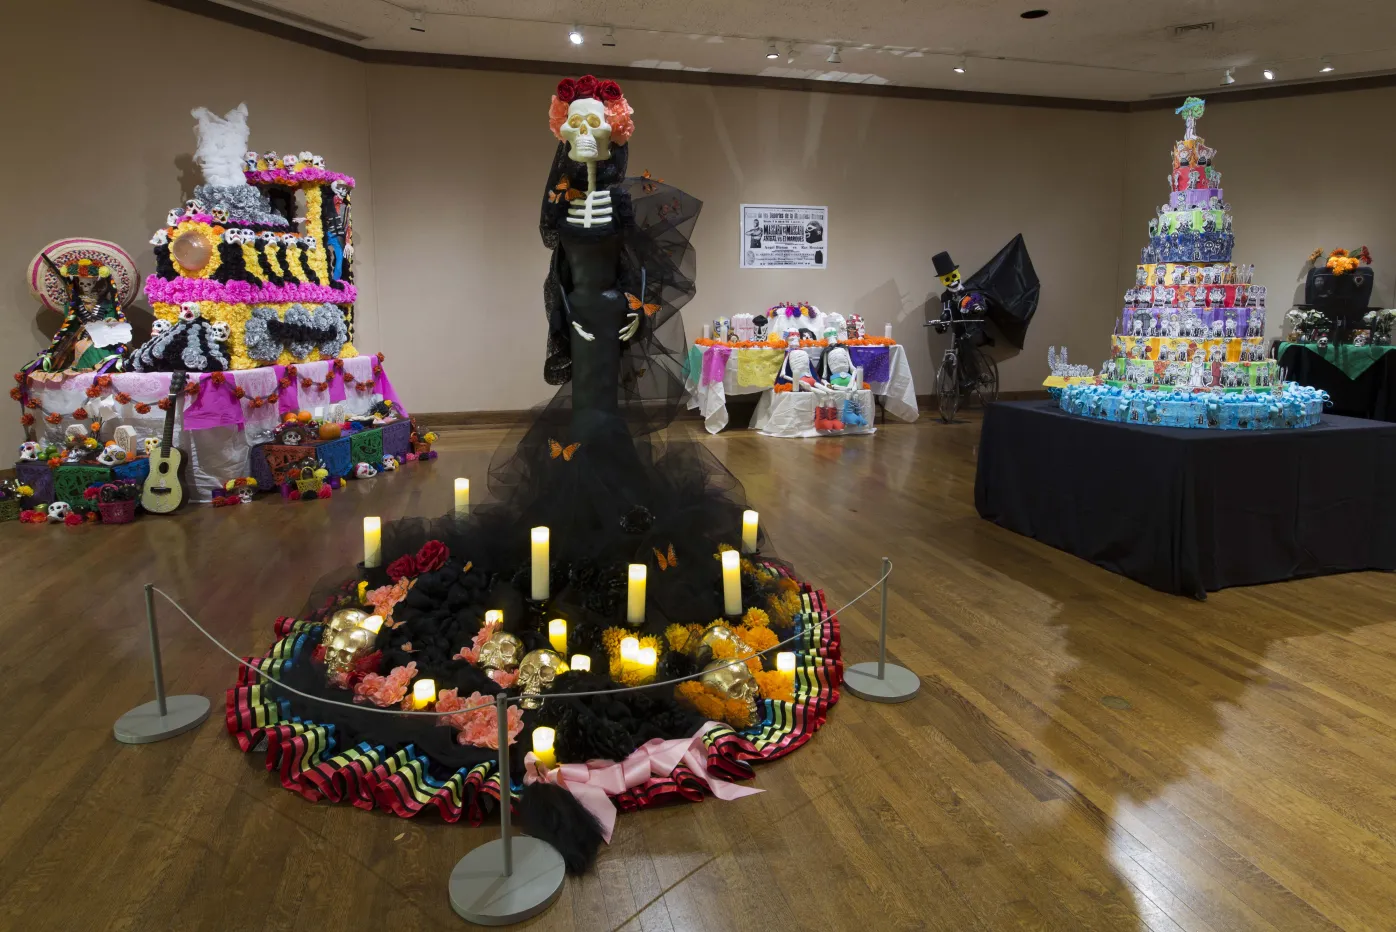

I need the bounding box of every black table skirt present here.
[974,401,1396,598]
[1278,344,1396,421]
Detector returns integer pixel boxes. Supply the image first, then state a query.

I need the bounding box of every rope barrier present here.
[149,557,890,717]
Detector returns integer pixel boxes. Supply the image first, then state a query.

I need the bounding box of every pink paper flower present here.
[365,579,411,625]
[435,689,524,748]
[143,275,357,306]
[453,621,498,663]
[354,661,417,708]
[487,668,519,687]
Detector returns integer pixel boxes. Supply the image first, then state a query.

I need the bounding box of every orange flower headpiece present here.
[549,74,635,145]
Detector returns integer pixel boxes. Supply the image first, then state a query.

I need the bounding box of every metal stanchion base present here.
[449,836,565,926]
[844,662,920,703]
[114,694,211,744]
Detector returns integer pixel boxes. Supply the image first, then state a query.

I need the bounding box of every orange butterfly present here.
[654,543,678,571]
[548,438,581,461]
[626,293,661,317]
[641,169,664,193]
[548,175,585,203]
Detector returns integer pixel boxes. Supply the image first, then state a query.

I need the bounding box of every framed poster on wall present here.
[740,204,828,269]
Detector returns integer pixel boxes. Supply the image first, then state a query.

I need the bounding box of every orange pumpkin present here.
[296,410,314,424]
[318,423,342,441]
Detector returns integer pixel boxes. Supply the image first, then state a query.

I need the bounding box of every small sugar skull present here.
[331,180,349,198]
[151,229,170,246]
[477,630,524,672]
[517,649,569,709]
[152,319,172,337]
[222,229,242,246]
[211,206,230,223]
[298,150,314,164]
[303,234,319,251]
[18,441,39,461]
[282,153,299,169]
[209,321,231,343]
[46,501,71,523]
[95,443,125,467]
[179,302,202,323]
[264,151,280,167]
[380,455,398,472]
[353,462,378,479]
[185,198,206,215]
[143,437,162,456]
[280,232,299,246]
[166,208,184,227]
[243,150,259,171]
[310,155,325,168]
[258,231,280,247]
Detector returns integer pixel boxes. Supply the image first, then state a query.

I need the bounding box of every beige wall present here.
[1117,88,1396,355]
[368,65,1128,413]
[0,0,377,454]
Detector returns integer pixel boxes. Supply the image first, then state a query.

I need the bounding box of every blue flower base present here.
[1058,382,1326,430]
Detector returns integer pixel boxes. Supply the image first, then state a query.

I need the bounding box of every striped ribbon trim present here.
[226,581,842,825]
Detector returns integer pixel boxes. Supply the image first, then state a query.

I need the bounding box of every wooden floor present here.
[3,414,1395,932]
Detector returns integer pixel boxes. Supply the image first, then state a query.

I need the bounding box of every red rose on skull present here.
[574,75,600,99]
[599,80,623,101]
[416,540,450,573]
[556,78,577,103]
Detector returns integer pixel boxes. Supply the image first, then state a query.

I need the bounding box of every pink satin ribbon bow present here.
[524,721,761,843]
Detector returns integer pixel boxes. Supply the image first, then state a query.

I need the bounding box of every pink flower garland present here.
[435,689,525,747]
[143,276,357,306]
[244,168,356,187]
[354,661,417,708]
[365,579,412,626]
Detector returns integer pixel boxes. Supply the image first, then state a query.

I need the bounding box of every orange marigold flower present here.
[9,387,21,401]
[114,391,132,404]
[135,402,152,414]
[19,413,34,427]
[45,412,62,424]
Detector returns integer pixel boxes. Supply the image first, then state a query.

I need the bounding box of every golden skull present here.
[321,607,368,647]
[700,659,760,719]
[477,630,524,672]
[692,623,752,667]
[517,649,569,709]
[325,625,378,678]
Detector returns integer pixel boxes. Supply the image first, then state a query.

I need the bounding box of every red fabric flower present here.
[317,486,332,499]
[268,391,279,403]
[286,365,298,378]
[83,487,99,500]
[556,78,577,102]
[288,489,301,501]
[386,553,419,581]
[72,407,88,420]
[377,352,385,362]
[10,386,23,401]
[19,413,33,427]
[45,412,62,424]
[24,398,38,408]
[95,375,112,388]
[13,372,23,383]
[135,402,152,414]
[574,75,599,99]
[211,371,226,385]
[599,79,623,101]
[114,391,132,404]
[300,377,312,389]
[84,511,98,523]
[233,386,245,399]
[63,512,83,527]
[85,385,101,398]
[416,540,450,573]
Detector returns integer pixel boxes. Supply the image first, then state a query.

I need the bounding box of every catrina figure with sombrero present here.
[25,256,133,376]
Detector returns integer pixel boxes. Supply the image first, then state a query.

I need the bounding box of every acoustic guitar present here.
[141,370,187,514]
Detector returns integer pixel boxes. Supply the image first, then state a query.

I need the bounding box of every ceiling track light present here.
[409,10,425,33]
[786,43,797,64]
[1319,56,1334,73]
[1262,67,1275,80]
[827,46,841,64]
[602,26,616,48]
[568,25,584,45]
[765,40,780,60]
[952,56,967,74]
[1221,68,1235,85]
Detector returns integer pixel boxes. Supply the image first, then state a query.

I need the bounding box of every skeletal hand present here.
[572,321,595,342]
[619,313,640,341]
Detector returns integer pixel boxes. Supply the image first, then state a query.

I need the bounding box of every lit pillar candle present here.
[741,510,759,553]
[484,609,502,627]
[532,726,557,769]
[776,651,796,689]
[619,636,639,668]
[530,526,549,601]
[569,654,591,672]
[453,478,470,518]
[721,549,742,617]
[637,646,657,682]
[363,516,382,568]
[548,618,567,654]
[884,322,894,339]
[626,564,647,626]
[412,678,436,710]
[360,615,384,634]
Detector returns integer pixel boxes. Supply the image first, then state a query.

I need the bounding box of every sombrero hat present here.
[27,238,141,313]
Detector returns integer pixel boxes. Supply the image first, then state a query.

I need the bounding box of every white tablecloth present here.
[751,389,877,438]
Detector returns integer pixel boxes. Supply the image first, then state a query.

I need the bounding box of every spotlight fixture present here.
[602,27,616,48]
[952,56,966,74]
[1221,68,1235,85]
[1020,9,1049,18]
[827,46,841,64]
[569,25,584,45]
[1262,67,1275,80]
[409,10,425,32]
[1319,56,1334,73]
[766,41,780,60]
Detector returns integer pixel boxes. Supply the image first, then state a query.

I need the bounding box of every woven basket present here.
[96,483,137,524]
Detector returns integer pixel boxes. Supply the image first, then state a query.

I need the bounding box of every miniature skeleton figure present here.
[1135,267,1148,287]
[1224,214,1233,233]
[1130,313,1144,337]
[1209,317,1225,339]
[776,330,817,390]
[1203,213,1217,233]
[819,328,863,391]
[1178,215,1194,234]
[1224,313,1237,338]
[1170,266,1184,286]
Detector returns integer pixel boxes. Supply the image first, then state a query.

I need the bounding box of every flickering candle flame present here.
[532,726,557,768]
[626,563,647,625]
[412,678,436,710]
[360,615,384,634]
[620,636,639,664]
[741,510,759,553]
[721,549,742,617]
[484,609,503,626]
[570,654,591,672]
[548,618,567,654]
[636,646,657,681]
[530,526,550,601]
[363,516,382,568]
[453,478,470,518]
[776,651,795,673]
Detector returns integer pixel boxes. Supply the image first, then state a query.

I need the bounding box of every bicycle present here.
[927,317,999,423]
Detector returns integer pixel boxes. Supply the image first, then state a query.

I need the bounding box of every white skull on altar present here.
[559,98,612,162]
[18,441,39,461]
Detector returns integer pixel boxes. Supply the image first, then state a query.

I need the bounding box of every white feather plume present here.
[191,103,251,187]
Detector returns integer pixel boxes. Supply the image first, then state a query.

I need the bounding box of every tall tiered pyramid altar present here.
[1052,98,1326,429]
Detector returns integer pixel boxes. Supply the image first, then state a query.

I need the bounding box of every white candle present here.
[884,322,894,339]
[702,323,712,340]
[363,516,382,568]
[636,645,657,681]
[619,636,639,664]
[530,526,550,601]
[721,549,742,617]
[570,654,591,672]
[548,618,567,654]
[412,678,436,710]
[741,510,759,553]
[626,563,647,625]
[485,609,503,627]
[454,478,470,518]
[776,651,796,673]
[360,615,384,634]
[532,726,557,768]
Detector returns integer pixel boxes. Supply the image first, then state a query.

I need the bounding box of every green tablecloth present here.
[1278,342,1396,380]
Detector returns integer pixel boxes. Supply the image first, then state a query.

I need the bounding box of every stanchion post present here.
[113,584,212,744]
[843,557,921,703]
[448,695,564,924]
